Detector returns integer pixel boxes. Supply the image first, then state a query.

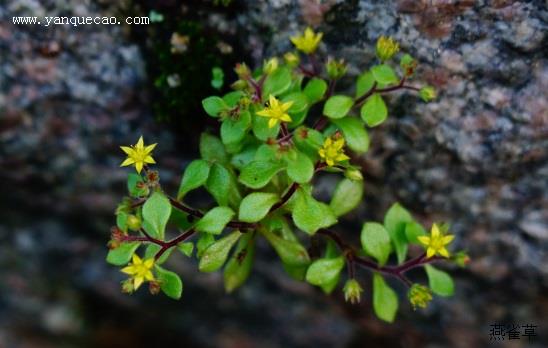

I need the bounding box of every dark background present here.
[1,1,546,347]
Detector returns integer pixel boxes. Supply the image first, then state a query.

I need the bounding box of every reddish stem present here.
[318,228,442,286]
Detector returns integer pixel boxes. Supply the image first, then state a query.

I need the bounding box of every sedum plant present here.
[107,28,468,322]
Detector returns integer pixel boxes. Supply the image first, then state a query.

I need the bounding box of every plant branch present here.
[269,182,299,212]
[317,228,442,286]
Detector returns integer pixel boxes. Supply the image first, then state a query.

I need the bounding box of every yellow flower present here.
[417,223,455,258]
[376,36,399,62]
[318,136,350,167]
[256,95,293,128]
[408,284,432,310]
[121,254,155,290]
[120,136,157,174]
[290,27,323,54]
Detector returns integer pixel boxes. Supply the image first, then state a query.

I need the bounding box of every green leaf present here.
[425,265,454,297]
[155,266,183,300]
[294,127,324,160]
[199,231,242,272]
[303,78,327,103]
[384,203,414,264]
[220,111,251,146]
[231,144,258,170]
[195,206,235,235]
[238,192,279,223]
[282,92,309,114]
[127,173,147,197]
[239,160,285,189]
[196,233,215,259]
[329,178,363,216]
[360,94,387,127]
[116,212,128,232]
[333,117,370,154]
[285,150,314,184]
[142,192,171,239]
[206,163,239,207]
[200,133,228,164]
[292,188,337,235]
[224,233,256,293]
[252,112,280,141]
[223,91,244,107]
[305,256,345,286]
[405,222,426,244]
[361,222,392,266]
[371,64,399,85]
[177,242,194,257]
[373,273,399,323]
[106,242,140,266]
[323,95,354,119]
[320,273,340,294]
[202,96,227,117]
[261,229,310,266]
[263,67,292,97]
[177,159,211,199]
[356,71,375,98]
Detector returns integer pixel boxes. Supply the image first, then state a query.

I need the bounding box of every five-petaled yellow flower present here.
[256,95,293,128]
[121,254,156,290]
[120,136,157,174]
[290,27,323,54]
[318,136,350,167]
[376,36,399,62]
[418,223,455,258]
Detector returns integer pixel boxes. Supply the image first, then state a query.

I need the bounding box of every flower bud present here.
[121,279,134,294]
[344,167,363,181]
[400,54,417,77]
[146,170,159,184]
[376,36,399,62]
[234,63,251,79]
[453,251,470,268]
[343,279,364,304]
[149,281,161,295]
[408,284,432,310]
[127,215,142,231]
[326,57,348,80]
[284,52,300,67]
[231,79,247,90]
[420,86,436,102]
[263,57,279,75]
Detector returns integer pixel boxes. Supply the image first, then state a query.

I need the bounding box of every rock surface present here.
[1,0,547,347]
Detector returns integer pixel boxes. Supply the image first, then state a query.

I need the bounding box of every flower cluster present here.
[107,29,463,323]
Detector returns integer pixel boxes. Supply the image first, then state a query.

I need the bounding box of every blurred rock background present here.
[0,0,546,347]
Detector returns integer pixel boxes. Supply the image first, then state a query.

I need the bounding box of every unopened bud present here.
[408,284,432,310]
[263,57,279,75]
[326,57,348,80]
[284,52,300,67]
[149,281,161,295]
[453,251,470,268]
[343,279,364,304]
[234,63,251,79]
[419,86,436,102]
[121,279,134,294]
[146,170,159,183]
[376,36,399,62]
[127,215,142,231]
[345,167,363,181]
[400,54,417,77]
[231,79,247,90]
